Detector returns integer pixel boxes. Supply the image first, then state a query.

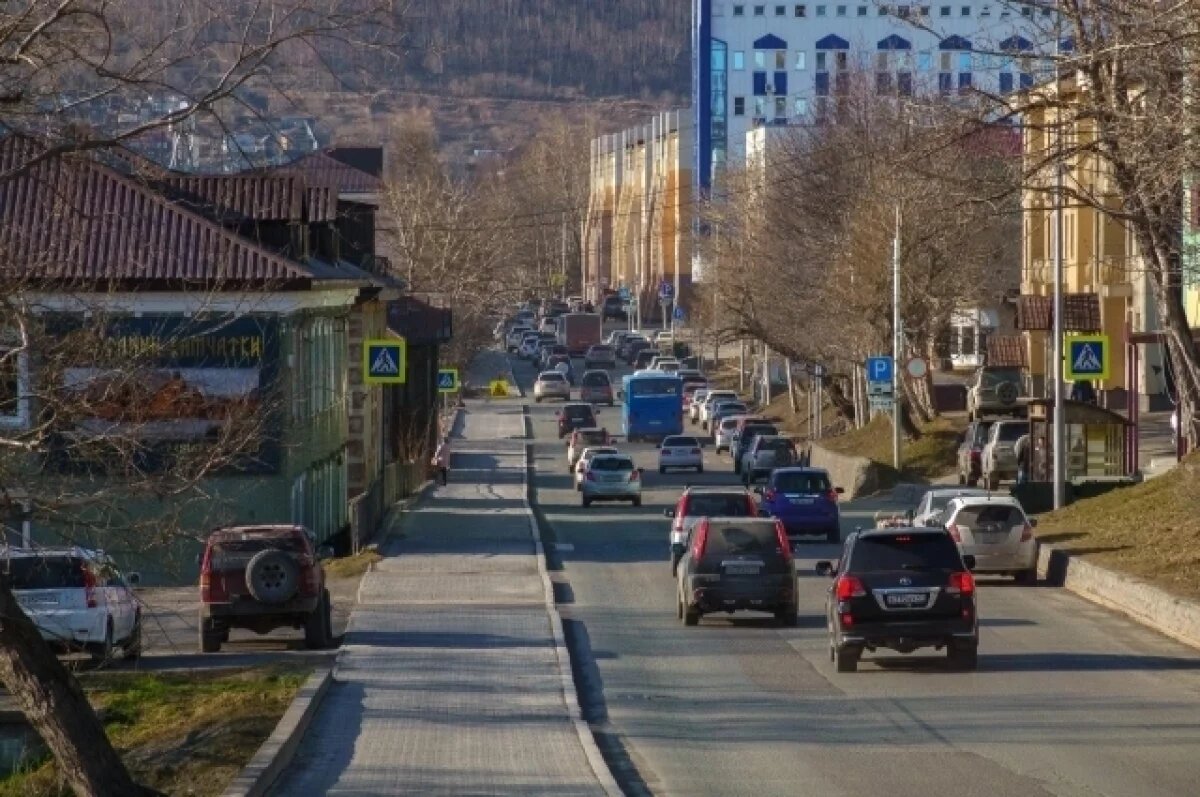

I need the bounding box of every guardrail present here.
[347,461,425,553]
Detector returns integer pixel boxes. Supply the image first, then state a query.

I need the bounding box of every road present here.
[514,340,1200,797]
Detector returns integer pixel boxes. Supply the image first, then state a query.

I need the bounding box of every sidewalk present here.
[268,402,612,796]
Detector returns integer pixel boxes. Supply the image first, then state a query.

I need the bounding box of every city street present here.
[513,346,1200,797]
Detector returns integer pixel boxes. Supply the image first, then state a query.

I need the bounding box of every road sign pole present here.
[1053,154,1066,509]
[892,205,902,471]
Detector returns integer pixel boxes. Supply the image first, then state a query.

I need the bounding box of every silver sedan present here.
[533,371,571,402]
[581,454,643,507]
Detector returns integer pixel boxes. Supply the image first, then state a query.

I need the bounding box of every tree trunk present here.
[0,584,160,797]
[827,380,856,422]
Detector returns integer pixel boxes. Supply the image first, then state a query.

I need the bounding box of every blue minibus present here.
[621,372,684,442]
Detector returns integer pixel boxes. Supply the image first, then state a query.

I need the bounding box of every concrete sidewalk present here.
[268,402,613,796]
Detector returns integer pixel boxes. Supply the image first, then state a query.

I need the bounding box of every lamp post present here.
[1052,23,1066,509]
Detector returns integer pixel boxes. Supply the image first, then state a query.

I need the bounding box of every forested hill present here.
[396,0,690,102]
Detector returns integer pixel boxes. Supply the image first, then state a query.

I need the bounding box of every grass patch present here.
[1035,453,1200,600]
[819,414,966,485]
[0,666,307,797]
[323,547,383,579]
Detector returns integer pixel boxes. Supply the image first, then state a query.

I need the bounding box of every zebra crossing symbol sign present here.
[437,368,460,393]
[1064,335,1110,381]
[364,338,407,384]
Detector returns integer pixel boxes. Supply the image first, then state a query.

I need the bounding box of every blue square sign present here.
[1064,335,1109,381]
[364,338,406,384]
[866,356,894,384]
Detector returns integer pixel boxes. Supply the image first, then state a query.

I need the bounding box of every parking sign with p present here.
[866,356,894,384]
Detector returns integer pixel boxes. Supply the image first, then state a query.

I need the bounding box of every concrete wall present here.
[807,443,881,499]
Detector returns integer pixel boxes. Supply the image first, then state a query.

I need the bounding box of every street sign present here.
[867,380,893,397]
[549,273,566,288]
[658,280,674,299]
[906,357,929,379]
[812,363,826,379]
[489,379,510,397]
[866,356,894,384]
[869,395,895,411]
[673,305,685,321]
[436,368,460,393]
[1065,335,1110,381]
[364,338,406,384]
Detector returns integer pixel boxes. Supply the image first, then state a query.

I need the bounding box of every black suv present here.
[602,295,627,321]
[557,402,598,439]
[675,518,798,627]
[816,527,978,672]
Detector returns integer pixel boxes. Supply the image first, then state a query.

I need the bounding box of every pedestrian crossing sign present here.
[1064,334,1110,381]
[364,338,406,384]
[437,368,460,393]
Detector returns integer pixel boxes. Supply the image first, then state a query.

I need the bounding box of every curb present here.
[1038,544,1200,651]
[519,439,623,797]
[221,667,334,797]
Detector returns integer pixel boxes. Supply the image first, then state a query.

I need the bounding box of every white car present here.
[911,487,991,527]
[4,547,142,660]
[533,371,571,402]
[942,495,1039,582]
[539,318,558,335]
[574,446,620,490]
[648,356,679,370]
[518,334,541,360]
[506,326,532,351]
[688,389,710,423]
[658,435,704,474]
[580,453,643,507]
[713,414,748,453]
[699,390,739,428]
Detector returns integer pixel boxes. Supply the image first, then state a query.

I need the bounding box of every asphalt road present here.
[513,342,1200,797]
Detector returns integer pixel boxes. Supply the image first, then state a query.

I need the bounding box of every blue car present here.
[755,467,844,544]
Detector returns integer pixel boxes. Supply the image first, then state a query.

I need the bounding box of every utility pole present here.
[893,205,903,470]
[560,212,567,300]
[762,343,771,406]
[1051,19,1067,509]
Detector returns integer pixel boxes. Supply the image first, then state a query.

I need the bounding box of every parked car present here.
[557,402,599,439]
[584,344,618,370]
[581,453,643,507]
[955,420,996,486]
[568,427,612,471]
[664,487,759,575]
[713,414,749,454]
[817,526,979,672]
[699,390,739,429]
[574,446,621,490]
[942,495,1039,582]
[688,389,711,423]
[911,486,991,527]
[658,434,705,473]
[980,419,1028,489]
[740,434,799,485]
[967,365,1030,421]
[755,467,843,544]
[1,547,142,661]
[579,370,615,405]
[602,294,628,321]
[534,371,572,402]
[731,421,779,474]
[674,518,798,626]
[199,525,333,653]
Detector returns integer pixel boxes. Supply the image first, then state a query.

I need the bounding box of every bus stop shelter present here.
[1025,399,1133,506]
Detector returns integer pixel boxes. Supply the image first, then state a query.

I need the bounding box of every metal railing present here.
[347,460,425,553]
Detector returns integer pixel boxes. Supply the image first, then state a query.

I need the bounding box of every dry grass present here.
[0,667,307,797]
[819,414,965,484]
[1035,453,1200,600]
[323,547,384,579]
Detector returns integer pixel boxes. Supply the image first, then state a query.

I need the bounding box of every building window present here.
[795,4,807,15]
[961,4,970,14]
[940,4,951,13]
[837,4,847,14]
[754,50,766,68]
[879,5,889,13]
[920,5,931,14]
[794,97,808,115]
[733,51,745,69]
[958,52,971,70]
[815,71,830,96]
[1020,72,1034,89]
[981,4,990,14]
[776,4,787,14]
[733,3,745,13]
[897,5,911,17]
[816,4,827,14]
[876,52,889,70]
[858,5,869,13]
[917,51,932,70]
[816,51,827,70]
[999,72,1014,92]
[734,96,746,115]
[754,4,766,13]
[898,71,913,95]
[1021,5,1032,15]
[835,51,848,70]
[775,96,787,118]
[1042,6,1052,14]
[754,96,767,117]
[0,343,28,429]
[876,71,893,93]
[835,71,850,93]
[775,49,788,69]
[795,51,806,69]
[940,52,952,71]
[958,71,972,91]
[938,72,952,94]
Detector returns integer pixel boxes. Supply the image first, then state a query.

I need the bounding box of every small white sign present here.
[905,357,929,379]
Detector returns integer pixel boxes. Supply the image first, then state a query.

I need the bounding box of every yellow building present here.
[583,111,692,320]
[1020,79,1170,409]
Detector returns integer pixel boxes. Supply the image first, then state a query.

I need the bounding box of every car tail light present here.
[629,469,640,482]
[825,489,839,503]
[947,523,962,542]
[835,575,866,601]
[1020,522,1034,542]
[691,519,710,560]
[971,450,981,464]
[764,488,777,502]
[947,571,976,596]
[83,565,97,609]
[773,520,793,564]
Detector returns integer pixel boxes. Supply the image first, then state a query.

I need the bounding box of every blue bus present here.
[621,372,684,442]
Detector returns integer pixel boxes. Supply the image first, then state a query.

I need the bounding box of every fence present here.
[347,460,426,554]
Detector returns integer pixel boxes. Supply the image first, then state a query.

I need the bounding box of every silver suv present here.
[980,420,1027,489]
[967,366,1029,421]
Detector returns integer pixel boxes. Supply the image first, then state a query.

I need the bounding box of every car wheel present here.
[835,648,860,673]
[199,615,222,653]
[659,466,666,474]
[582,497,592,508]
[676,591,684,620]
[123,615,144,660]
[775,606,799,627]
[948,643,978,671]
[632,497,642,507]
[89,620,114,664]
[683,604,700,626]
[826,528,840,544]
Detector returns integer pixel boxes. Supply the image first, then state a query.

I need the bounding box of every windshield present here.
[591,457,634,472]
[773,472,830,493]
[981,368,1022,387]
[996,423,1025,442]
[705,392,737,405]
[686,494,752,516]
[629,379,680,397]
[849,535,963,571]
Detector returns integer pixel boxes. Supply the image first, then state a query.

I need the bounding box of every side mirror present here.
[317,545,335,561]
[962,554,977,571]
[815,560,835,577]
[663,508,675,518]
[1028,517,1039,528]
[834,487,845,495]
[126,572,142,588]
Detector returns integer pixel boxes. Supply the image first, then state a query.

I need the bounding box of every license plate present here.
[788,496,814,504]
[18,596,59,605]
[885,592,927,606]
[725,565,760,575]
[649,420,662,426]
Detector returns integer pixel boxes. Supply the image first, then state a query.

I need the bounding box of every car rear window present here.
[715,402,747,412]
[706,392,737,404]
[719,418,741,430]
[954,505,1024,526]
[744,424,778,438]
[590,346,614,355]
[0,557,87,589]
[591,457,633,471]
[762,439,794,452]
[773,472,830,492]
[996,423,1025,442]
[564,406,594,419]
[849,534,963,572]
[981,368,1022,387]
[686,495,752,516]
[971,423,994,444]
[582,373,610,387]
[704,523,780,556]
[541,372,566,382]
[579,430,608,444]
[663,436,700,447]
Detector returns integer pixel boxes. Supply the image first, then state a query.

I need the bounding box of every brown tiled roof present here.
[277,151,384,195]
[0,138,331,285]
[1017,293,1101,331]
[986,334,1027,367]
[160,173,337,223]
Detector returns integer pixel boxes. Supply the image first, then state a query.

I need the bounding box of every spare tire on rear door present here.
[246,549,300,604]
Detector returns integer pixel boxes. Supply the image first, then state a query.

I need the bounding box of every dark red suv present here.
[198,525,332,652]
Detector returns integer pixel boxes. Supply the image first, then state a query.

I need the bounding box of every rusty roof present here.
[160,172,337,223]
[986,334,1028,367]
[276,150,384,196]
[0,138,351,286]
[1016,293,1101,332]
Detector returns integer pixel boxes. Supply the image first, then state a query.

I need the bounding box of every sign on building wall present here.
[364,338,407,384]
[436,368,460,393]
[1064,334,1110,381]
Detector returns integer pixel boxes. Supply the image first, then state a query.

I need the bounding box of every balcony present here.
[1094,256,1133,297]
[1025,259,1052,289]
